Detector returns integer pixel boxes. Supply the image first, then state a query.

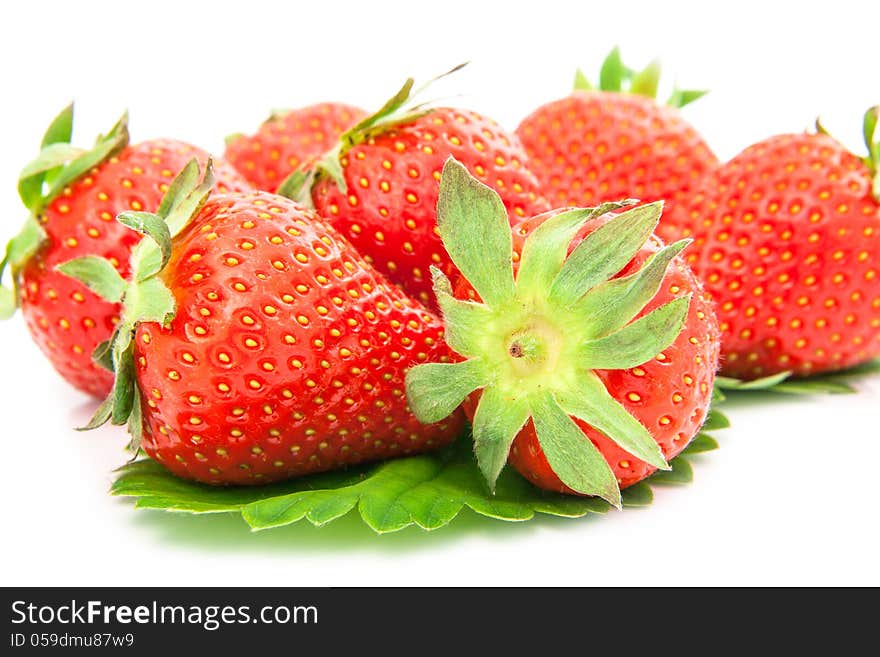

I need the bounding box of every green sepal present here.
[667,88,709,109]
[549,201,663,306]
[863,106,880,200]
[573,68,592,91]
[630,58,662,98]
[92,338,114,373]
[0,216,47,319]
[472,387,530,492]
[58,160,213,438]
[516,201,633,297]
[573,238,690,339]
[599,46,629,93]
[579,295,691,370]
[583,48,707,108]
[531,391,621,507]
[223,132,244,147]
[117,212,173,281]
[431,267,495,358]
[557,374,668,471]
[18,108,129,216]
[127,386,144,452]
[41,102,74,148]
[77,394,114,431]
[55,256,127,302]
[436,158,516,308]
[405,359,489,425]
[277,65,465,205]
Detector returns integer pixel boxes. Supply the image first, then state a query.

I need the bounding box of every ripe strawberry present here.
[515,48,717,239]
[0,105,250,398]
[61,162,463,484]
[406,159,720,504]
[668,108,880,379]
[280,76,549,308]
[224,102,366,192]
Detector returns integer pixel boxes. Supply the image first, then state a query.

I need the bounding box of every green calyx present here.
[276,63,467,204]
[0,103,130,320]
[863,106,880,201]
[405,158,693,507]
[573,46,708,109]
[57,159,215,447]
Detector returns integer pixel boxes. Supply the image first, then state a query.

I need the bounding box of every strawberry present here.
[406,159,720,504]
[60,161,463,484]
[515,48,717,238]
[666,108,880,379]
[224,102,366,192]
[0,105,250,398]
[279,75,549,308]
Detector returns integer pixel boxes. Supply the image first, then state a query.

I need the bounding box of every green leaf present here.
[18,143,84,211]
[714,371,791,391]
[630,58,662,99]
[599,46,628,92]
[405,359,489,424]
[579,295,691,371]
[111,404,725,534]
[117,212,172,280]
[549,202,663,307]
[573,68,592,91]
[41,103,74,147]
[161,158,214,238]
[557,373,668,470]
[573,239,689,339]
[92,338,114,373]
[1,216,47,318]
[56,256,126,303]
[436,158,516,309]
[432,268,496,358]
[702,408,731,431]
[530,391,621,507]
[109,339,136,426]
[472,386,531,491]
[78,394,114,431]
[864,106,879,165]
[127,386,144,452]
[685,433,719,454]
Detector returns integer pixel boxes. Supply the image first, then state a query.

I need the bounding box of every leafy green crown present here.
[56,160,215,449]
[276,64,467,204]
[405,159,694,507]
[573,46,708,109]
[0,104,130,319]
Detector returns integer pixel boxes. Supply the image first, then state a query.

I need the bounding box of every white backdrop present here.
[1,0,878,586]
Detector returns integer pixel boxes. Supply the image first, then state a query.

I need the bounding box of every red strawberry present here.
[667,109,880,379]
[61,162,463,484]
[280,76,549,308]
[515,48,717,238]
[224,102,366,192]
[0,105,250,398]
[406,160,720,504]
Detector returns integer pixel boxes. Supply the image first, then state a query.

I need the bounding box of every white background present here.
[1,0,878,586]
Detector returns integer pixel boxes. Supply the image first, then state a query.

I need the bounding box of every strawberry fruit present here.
[0,105,249,397]
[405,159,720,504]
[668,108,880,379]
[60,162,463,484]
[279,74,549,308]
[224,102,366,192]
[516,48,717,237]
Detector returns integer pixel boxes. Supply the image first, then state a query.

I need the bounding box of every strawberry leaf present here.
[715,361,879,396]
[112,413,724,534]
